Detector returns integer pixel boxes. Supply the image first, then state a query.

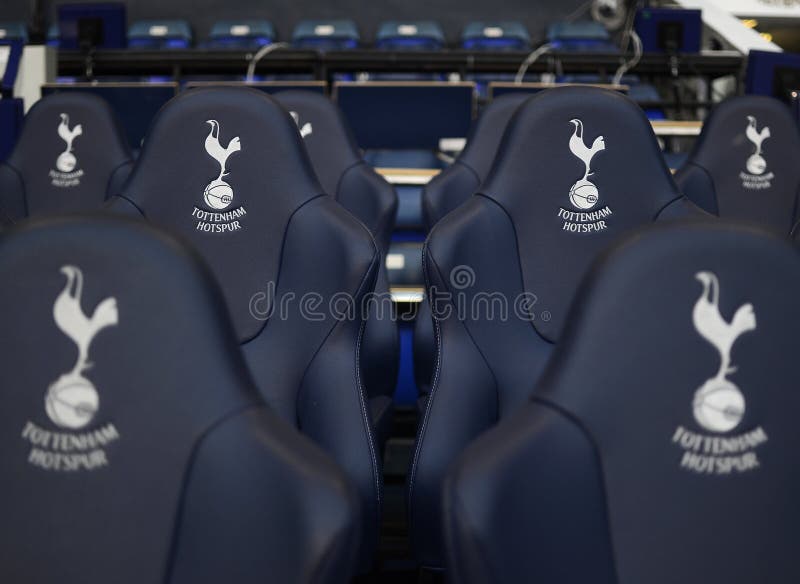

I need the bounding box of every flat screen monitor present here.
[58,3,127,50]
[334,81,475,150]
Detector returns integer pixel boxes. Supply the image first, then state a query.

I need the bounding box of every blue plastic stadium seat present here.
[0,22,27,43]
[462,21,530,51]
[444,222,800,584]
[0,92,133,227]
[376,21,445,51]
[0,216,361,583]
[128,20,192,49]
[292,19,360,50]
[675,95,800,237]
[206,20,275,49]
[547,21,618,52]
[108,87,383,571]
[408,86,708,569]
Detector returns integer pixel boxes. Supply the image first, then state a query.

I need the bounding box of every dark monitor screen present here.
[41,83,177,148]
[184,81,327,95]
[335,82,475,150]
[58,3,127,50]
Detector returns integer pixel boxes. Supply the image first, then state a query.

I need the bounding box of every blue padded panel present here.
[675,95,800,236]
[446,222,800,583]
[0,92,133,225]
[0,217,360,583]
[112,87,381,571]
[409,86,707,570]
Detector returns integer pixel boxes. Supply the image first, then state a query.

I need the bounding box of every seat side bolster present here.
[408,247,499,569]
[0,163,27,225]
[443,400,617,584]
[170,407,361,584]
[673,162,719,216]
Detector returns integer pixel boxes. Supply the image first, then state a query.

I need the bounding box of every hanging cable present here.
[612,28,642,86]
[515,43,554,84]
[246,42,290,82]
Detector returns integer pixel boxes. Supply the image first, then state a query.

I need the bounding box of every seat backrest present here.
[292,20,360,50]
[0,216,359,584]
[675,95,800,236]
[376,21,445,50]
[207,20,275,49]
[422,93,530,230]
[410,86,704,569]
[461,21,530,51]
[444,222,800,584]
[128,20,193,48]
[112,87,381,569]
[273,89,397,252]
[0,92,133,224]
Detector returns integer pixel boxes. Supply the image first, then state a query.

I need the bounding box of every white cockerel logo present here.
[745,115,771,176]
[691,271,757,433]
[203,120,242,210]
[56,113,83,173]
[567,119,606,210]
[46,266,119,430]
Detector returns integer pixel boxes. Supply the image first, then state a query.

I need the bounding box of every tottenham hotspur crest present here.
[47,265,119,429]
[744,115,770,176]
[691,271,756,433]
[203,120,242,210]
[568,119,606,210]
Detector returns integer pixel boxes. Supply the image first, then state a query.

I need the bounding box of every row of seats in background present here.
[0,18,539,51]
[1,84,799,582]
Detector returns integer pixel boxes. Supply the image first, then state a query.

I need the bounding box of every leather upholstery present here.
[675,95,800,236]
[415,93,530,394]
[0,92,133,227]
[444,222,800,584]
[409,86,708,569]
[109,87,381,569]
[0,216,360,583]
[273,90,399,440]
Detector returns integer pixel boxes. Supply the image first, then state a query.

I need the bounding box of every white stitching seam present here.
[355,316,382,521]
[408,248,443,509]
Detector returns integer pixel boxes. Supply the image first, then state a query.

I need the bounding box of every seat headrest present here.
[119,87,325,340]
[479,86,684,340]
[4,92,131,215]
[460,93,530,179]
[684,95,800,231]
[536,222,800,583]
[273,90,362,196]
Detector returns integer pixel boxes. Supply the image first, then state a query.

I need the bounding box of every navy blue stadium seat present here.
[547,21,618,52]
[408,86,707,569]
[206,20,275,49]
[0,92,133,227]
[461,21,530,51]
[273,89,399,443]
[108,87,381,570]
[376,21,445,51]
[0,216,360,583]
[128,20,193,49]
[444,222,800,584]
[292,20,360,50]
[675,95,800,237]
